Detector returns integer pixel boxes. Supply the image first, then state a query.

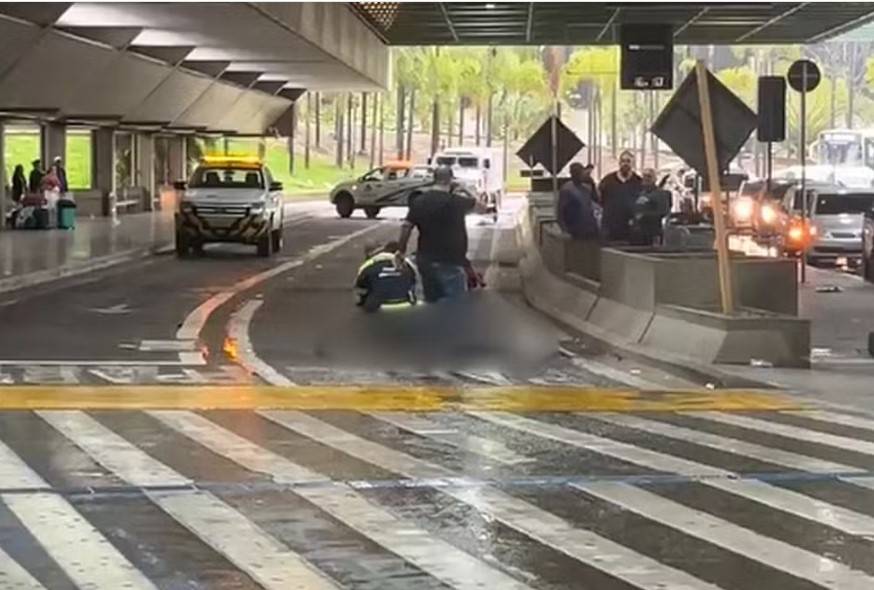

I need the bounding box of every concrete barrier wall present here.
[521,196,810,367]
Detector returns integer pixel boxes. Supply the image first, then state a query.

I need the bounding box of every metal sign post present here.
[800,65,807,283]
[787,58,821,284]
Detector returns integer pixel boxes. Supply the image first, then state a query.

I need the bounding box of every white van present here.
[429,147,504,217]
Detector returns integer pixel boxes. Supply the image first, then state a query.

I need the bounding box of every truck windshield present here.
[815,193,874,215]
[190,167,263,189]
[435,156,479,168]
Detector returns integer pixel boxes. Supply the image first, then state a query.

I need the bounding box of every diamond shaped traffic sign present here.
[651,68,756,181]
[516,116,585,175]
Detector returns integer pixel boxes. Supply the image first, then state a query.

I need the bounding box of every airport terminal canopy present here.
[0,2,389,135]
[351,2,874,45]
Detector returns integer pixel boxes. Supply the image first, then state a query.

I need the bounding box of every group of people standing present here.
[9,157,68,204]
[557,150,672,246]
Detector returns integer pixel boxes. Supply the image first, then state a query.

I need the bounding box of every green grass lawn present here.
[4,132,91,190]
[226,139,370,194]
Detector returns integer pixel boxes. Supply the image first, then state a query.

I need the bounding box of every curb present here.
[0,242,173,295]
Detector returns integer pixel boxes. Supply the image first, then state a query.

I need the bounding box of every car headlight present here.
[249,202,265,214]
[760,204,777,224]
[733,198,754,221]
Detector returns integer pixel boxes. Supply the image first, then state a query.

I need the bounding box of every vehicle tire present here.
[864,254,874,282]
[175,231,190,258]
[364,206,380,219]
[257,231,273,257]
[191,241,205,256]
[271,228,283,252]
[335,193,354,218]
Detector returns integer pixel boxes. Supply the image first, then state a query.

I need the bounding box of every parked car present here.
[863,207,874,281]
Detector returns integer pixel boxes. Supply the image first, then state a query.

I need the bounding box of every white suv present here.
[175,157,284,257]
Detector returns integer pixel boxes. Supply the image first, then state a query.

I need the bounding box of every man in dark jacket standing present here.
[398,166,477,303]
[631,168,673,246]
[557,162,600,240]
[28,160,43,194]
[597,150,642,242]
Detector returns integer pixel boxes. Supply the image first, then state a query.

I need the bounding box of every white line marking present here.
[150,490,341,590]
[151,410,533,590]
[573,481,874,590]
[176,223,379,360]
[2,492,158,590]
[260,410,719,590]
[591,413,864,475]
[690,412,874,458]
[0,442,48,490]
[228,300,295,386]
[472,412,874,537]
[0,545,46,590]
[37,411,191,487]
[39,410,338,590]
[370,412,533,465]
[787,410,874,433]
[559,347,664,390]
[0,360,205,367]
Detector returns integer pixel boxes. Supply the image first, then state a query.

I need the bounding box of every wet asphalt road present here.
[3,200,874,588]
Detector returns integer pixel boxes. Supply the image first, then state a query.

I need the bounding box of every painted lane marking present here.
[227,299,294,386]
[0,545,46,590]
[2,493,159,590]
[0,386,799,411]
[559,346,664,390]
[573,481,874,590]
[175,223,380,357]
[259,410,719,590]
[787,409,874,433]
[150,410,534,590]
[369,411,533,465]
[691,411,874,458]
[38,410,339,590]
[591,413,865,475]
[472,412,874,537]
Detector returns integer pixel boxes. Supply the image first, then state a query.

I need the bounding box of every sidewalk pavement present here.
[0,196,332,295]
[0,210,176,294]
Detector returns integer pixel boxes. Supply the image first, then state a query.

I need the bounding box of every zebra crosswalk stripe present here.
[786,409,874,433]
[37,410,340,590]
[573,480,874,590]
[260,410,722,590]
[150,410,535,590]
[472,411,874,537]
[369,411,534,465]
[0,545,46,590]
[690,411,874,456]
[2,492,159,590]
[591,413,865,474]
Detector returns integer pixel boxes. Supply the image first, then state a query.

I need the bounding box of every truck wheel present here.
[271,228,283,252]
[864,255,874,282]
[191,241,205,256]
[364,206,380,219]
[257,232,273,257]
[335,193,354,218]
[175,231,190,258]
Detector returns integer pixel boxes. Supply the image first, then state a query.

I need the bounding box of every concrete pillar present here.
[93,127,115,216]
[167,136,186,182]
[0,120,6,229]
[41,121,66,166]
[135,132,155,211]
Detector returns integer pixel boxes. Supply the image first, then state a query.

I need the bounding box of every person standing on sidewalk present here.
[51,156,68,194]
[28,160,43,194]
[598,150,642,242]
[11,164,26,204]
[397,166,476,303]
